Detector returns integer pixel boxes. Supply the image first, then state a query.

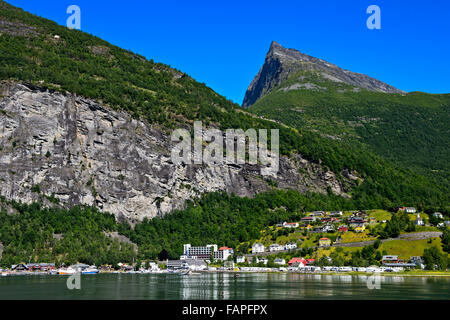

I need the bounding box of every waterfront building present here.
[182,244,218,259]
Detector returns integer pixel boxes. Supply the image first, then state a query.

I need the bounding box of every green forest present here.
[1,190,449,266]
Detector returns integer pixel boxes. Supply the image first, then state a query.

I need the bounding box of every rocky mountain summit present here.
[242,41,404,107]
[0,81,357,222]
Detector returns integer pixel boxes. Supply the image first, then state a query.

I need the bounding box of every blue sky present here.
[7,0,450,104]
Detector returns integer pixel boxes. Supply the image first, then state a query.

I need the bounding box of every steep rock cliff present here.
[0,82,357,221]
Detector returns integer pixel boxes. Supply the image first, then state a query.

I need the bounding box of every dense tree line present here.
[0,198,135,267]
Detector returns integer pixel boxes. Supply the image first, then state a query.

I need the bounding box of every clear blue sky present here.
[7,0,450,104]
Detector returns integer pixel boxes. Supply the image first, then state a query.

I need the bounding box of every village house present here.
[268,244,284,252]
[322,224,335,232]
[301,216,316,223]
[354,224,366,233]
[214,247,234,261]
[348,216,367,225]
[414,213,424,226]
[410,256,425,269]
[338,225,349,232]
[274,258,286,265]
[236,256,245,263]
[283,222,299,228]
[330,211,343,217]
[11,263,28,271]
[382,255,399,264]
[252,243,265,254]
[319,238,331,247]
[433,212,444,219]
[284,242,297,250]
[26,263,55,271]
[186,259,208,270]
[354,210,367,217]
[288,257,306,267]
[313,226,324,233]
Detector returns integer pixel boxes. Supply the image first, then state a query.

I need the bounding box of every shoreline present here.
[2,269,450,278]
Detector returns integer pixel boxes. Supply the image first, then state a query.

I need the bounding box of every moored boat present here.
[82,266,99,274]
[57,267,77,275]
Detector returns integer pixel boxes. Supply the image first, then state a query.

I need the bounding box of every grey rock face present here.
[0,82,357,222]
[242,41,404,107]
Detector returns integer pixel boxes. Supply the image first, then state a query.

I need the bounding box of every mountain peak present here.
[242,41,404,107]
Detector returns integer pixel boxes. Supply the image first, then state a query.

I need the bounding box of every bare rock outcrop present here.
[0,82,357,221]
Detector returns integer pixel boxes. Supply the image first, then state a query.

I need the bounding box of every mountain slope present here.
[246,42,450,188]
[243,41,403,108]
[0,1,448,223]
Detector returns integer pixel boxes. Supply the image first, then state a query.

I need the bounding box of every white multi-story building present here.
[214,247,233,261]
[274,258,286,265]
[252,243,265,253]
[283,222,299,228]
[236,256,245,263]
[182,244,218,259]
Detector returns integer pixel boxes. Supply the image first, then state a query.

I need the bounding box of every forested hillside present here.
[248,70,450,175]
[1,1,448,210]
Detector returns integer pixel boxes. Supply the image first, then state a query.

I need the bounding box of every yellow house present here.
[355,224,366,233]
[319,237,331,247]
[306,224,313,230]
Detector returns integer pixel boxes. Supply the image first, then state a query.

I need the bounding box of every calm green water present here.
[0,273,449,300]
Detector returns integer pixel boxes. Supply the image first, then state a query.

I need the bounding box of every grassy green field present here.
[367,209,392,221]
[379,238,447,260]
[340,231,376,244]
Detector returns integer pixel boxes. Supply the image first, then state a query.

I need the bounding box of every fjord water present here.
[1,273,449,300]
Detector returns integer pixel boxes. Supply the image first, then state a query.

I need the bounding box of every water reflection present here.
[0,273,449,300]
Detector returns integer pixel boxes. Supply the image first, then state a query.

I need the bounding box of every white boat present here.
[57,267,77,275]
[82,266,99,274]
